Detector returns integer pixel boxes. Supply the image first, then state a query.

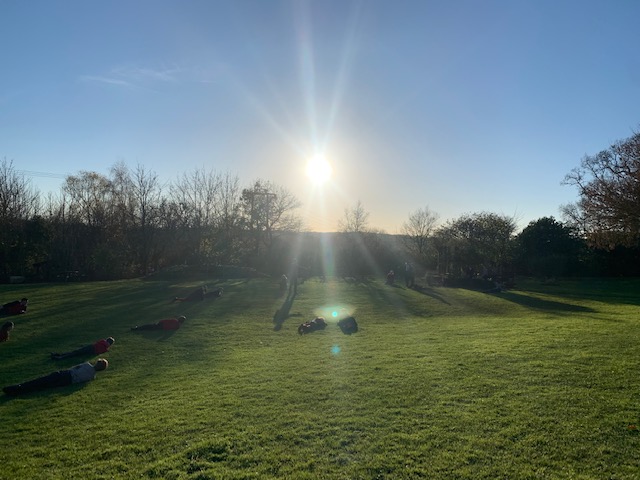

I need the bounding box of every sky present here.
[1,0,639,233]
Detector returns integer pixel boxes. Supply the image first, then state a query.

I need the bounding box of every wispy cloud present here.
[79,75,133,87]
[79,65,182,88]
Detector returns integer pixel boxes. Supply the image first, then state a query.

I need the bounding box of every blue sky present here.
[2,0,639,232]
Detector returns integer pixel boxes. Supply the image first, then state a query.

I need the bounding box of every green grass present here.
[1,276,640,479]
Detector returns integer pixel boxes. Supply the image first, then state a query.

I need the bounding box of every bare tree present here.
[338,200,369,233]
[242,180,302,243]
[0,158,40,220]
[129,164,163,274]
[0,159,41,277]
[63,171,113,227]
[212,172,242,263]
[401,206,439,260]
[169,167,222,261]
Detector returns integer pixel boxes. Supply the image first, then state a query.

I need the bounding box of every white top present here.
[69,363,96,384]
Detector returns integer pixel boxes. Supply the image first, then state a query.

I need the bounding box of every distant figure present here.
[485,281,505,294]
[204,287,223,299]
[50,337,115,360]
[172,286,206,303]
[404,262,415,288]
[279,275,288,296]
[3,359,109,396]
[0,321,14,342]
[131,316,186,331]
[385,270,395,285]
[338,316,358,335]
[0,298,28,316]
[298,316,327,335]
[288,259,299,296]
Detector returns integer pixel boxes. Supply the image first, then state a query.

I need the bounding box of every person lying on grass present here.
[171,286,206,303]
[3,358,108,396]
[0,298,28,316]
[298,317,327,335]
[204,287,223,299]
[0,321,14,342]
[50,337,114,360]
[131,316,186,331]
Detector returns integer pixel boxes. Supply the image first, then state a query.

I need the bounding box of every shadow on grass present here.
[273,292,296,331]
[517,278,640,307]
[130,329,178,342]
[498,291,596,313]
[410,284,451,305]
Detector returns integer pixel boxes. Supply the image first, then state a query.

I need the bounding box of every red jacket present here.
[93,339,111,354]
[158,318,181,330]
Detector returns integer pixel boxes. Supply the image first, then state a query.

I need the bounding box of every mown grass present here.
[1,276,639,479]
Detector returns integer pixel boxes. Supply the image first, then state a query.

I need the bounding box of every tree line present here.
[2,128,639,283]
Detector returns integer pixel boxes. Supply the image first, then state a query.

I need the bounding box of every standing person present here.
[288,258,299,297]
[131,316,186,331]
[405,262,415,288]
[279,274,288,296]
[50,337,115,360]
[0,321,14,342]
[0,298,28,316]
[386,270,395,285]
[3,359,109,396]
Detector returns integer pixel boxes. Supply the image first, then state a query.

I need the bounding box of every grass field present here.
[1,275,640,479]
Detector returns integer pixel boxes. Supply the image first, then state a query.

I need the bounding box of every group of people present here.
[385,262,416,288]
[1,285,215,397]
[2,278,362,397]
[297,315,359,335]
[1,294,115,396]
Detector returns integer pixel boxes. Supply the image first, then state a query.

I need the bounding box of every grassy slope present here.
[1,277,639,479]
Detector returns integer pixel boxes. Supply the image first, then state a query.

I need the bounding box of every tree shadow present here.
[498,291,596,313]
[410,284,451,305]
[273,292,297,331]
[129,329,179,341]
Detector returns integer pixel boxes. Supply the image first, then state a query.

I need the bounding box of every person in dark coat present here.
[0,298,28,316]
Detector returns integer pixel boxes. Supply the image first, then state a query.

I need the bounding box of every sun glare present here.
[306,155,333,185]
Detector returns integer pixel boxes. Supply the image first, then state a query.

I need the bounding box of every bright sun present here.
[305,155,333,185]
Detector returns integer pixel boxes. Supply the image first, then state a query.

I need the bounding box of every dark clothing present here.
[3,362,97,396]
[404,263,415,288]
[1,300,27,316]
[4,370,73,395]
[185,288,205,301]
[132,318,182,331]
[51,339,112,360]
[386,271,395,285]
[288,262,299,296]
[298,317,327,335]
[51,344,93,360]
[338,316,358,335]
[204,288,223,299]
